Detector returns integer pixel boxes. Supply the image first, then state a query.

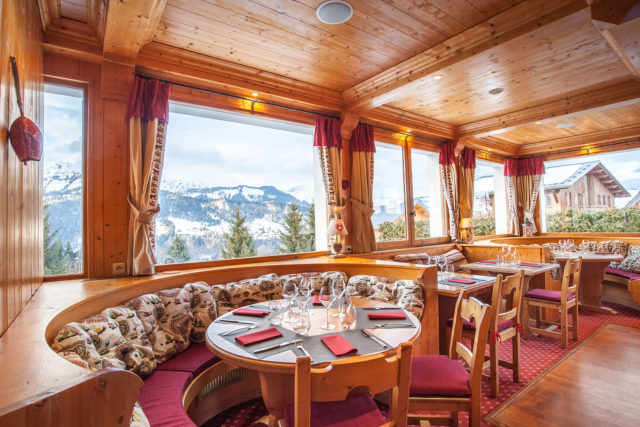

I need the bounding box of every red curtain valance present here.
[127,76,171,123]
[350,123,375,152]
[313,116,342,148]
[439,141,456,165]
[459,147,476,169]
[504,157,545,176]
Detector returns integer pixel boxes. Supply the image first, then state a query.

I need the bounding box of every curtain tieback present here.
[350,198,374,216]
[128,198,160,225]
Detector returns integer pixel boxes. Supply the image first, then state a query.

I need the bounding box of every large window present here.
[542,149,640,232]
[157,103,325,264]
[43,84,85,276]
[411,148,443,239]
[473,161,507,236]
[372,142,407,242]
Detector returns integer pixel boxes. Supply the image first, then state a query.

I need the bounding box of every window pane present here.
[157,103,323,264]
[473,164,497,236]
[411,148,444,239]
[543,151,640,232]
[372,142,406,242]
[43,84,84,276]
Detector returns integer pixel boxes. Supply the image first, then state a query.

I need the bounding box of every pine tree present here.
[43,206,72,275]
[303,203,315,252]
[278,203,308,254]
[165,235,191,264]
[221,208,257,259]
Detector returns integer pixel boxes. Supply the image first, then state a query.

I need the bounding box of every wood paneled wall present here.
[0,0,44,337]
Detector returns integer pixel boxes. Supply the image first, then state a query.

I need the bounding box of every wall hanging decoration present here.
[8,56,43,165]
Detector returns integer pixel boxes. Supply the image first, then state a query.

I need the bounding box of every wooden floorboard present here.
[486,323,640,427]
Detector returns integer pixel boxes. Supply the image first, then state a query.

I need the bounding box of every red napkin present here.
[235,327,282,346]
[367,311,407,320]
[520,263,542,267]
[595,252,613,255]
[448,278,476,284]
[479,260,497,264]
[321,335,357,356]
[233,308,270,317]
[312,295,329,305]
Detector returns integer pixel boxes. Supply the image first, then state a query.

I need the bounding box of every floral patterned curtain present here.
[457,147,476,239]
[504,157,545,235]
[314,116,343,215]
[350,123,376,253]
[440,141,458,241]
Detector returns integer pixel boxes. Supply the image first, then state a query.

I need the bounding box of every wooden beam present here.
[591,0,639,30]
[43,31,104,64]
[458,80,640,138]
[458,136,519,157]
[341,0,586,113]
[361,106,455,139]
[36,0,61,31]
[103,0,167,62]
[518,123,640,156]
[594,15,640,79]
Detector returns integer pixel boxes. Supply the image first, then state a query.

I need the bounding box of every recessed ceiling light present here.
[251,92,258,97]
[535,121,543,125]
[433,75,442,80]
[489,88,504,95]
[556,122,575,129]
[406,129,412,132]
[316,1,353,25]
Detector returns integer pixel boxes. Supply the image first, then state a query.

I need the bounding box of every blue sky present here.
[43,85,83,169]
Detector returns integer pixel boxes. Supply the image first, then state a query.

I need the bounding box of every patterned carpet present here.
[204,302,640,427]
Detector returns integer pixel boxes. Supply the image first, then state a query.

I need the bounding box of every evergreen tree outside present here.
[44,206,79,275]
[473,213,496,236]
[415,220,430,239]
[278,203,308,254]
[164,235,191,264]
[547,208,640,232]
[221,208,257,259]
[303,203,315,252]
[376,221,406,241]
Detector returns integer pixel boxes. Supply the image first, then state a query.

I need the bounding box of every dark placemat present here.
[297,329,392,365]
[438,274,494,287]
[356,306,416,330]
[219,323,302,359]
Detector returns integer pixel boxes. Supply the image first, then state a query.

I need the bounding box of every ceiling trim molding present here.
[361,105,455,140]
[341,0,587,113]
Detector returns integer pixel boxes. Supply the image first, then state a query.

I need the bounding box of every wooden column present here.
[340,113,359,250]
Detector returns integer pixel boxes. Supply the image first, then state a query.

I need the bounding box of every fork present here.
[221,324,257,336]
[374,322,413,328]
[295,341,313,362]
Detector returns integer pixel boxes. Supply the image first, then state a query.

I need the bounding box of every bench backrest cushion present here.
[620,253,640,274]
[345,275,424,319]
[183,282,218,343]
[211,273,281,316]
[596,240,628,255]
[393,253,430,264]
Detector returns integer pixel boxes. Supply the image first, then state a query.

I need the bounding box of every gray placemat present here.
[356,307,416,329]
[219,323,302,359]
[297,329,392,365]
[438,275,494,287]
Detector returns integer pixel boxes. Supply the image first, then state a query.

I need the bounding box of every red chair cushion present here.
[524,288,575,302]
[156,342,220,376]
[284,393,386,427]
[410,355,470,397]
[606,267,640,281]
[446,317,515,332]
[139,371,195,427]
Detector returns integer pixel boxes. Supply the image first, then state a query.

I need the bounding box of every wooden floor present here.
[486,323,640,427]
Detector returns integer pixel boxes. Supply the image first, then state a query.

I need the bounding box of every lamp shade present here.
[460,218,473,229]
[327,218,348,236]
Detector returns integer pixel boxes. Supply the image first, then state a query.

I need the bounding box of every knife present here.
[216,319,256,325]
[254,339,303,354]
[361,329,387,348]
[361,307,400,310]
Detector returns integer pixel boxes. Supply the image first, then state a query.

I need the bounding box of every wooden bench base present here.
[603,274,640,311]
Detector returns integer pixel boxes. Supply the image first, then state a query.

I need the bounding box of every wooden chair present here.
[522,257,583,349]
[454,270,525,398]
[408,294,492,427]
[287,342,412,427]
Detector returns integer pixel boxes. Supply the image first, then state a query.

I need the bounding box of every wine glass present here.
[319,284,336,330]
[341,298,357,330]
[436,255,446,273]
[298,278,313,309]
[444,264,455,280]
[332,278,347,318]
[282,281,297,322]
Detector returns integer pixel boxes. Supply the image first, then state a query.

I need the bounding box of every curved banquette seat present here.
[0,258,437,427]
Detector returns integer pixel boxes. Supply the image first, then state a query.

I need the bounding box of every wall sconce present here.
[327,218,348,256]
[459,217,473,243]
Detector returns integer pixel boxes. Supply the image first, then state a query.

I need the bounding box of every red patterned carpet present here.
[204,302,640,427]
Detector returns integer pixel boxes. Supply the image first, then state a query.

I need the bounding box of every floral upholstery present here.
[131,402,150,427]
[393,253,429,264]
[279,271,349,292]
[620,254,640,274]
[211,273,281,316]
[183,282,217,343]
[596,240,628,255]
[345,275,424,319]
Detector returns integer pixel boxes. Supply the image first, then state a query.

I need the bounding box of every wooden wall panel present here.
[0,0,44,337]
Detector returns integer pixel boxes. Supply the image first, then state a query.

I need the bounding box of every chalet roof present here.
[626,190,640,208]
[544,161,630,198]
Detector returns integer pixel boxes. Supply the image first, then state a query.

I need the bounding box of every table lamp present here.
[327,218,348,256]
[460,217,473,243]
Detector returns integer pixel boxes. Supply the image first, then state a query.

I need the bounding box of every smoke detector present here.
[316,1,353,25]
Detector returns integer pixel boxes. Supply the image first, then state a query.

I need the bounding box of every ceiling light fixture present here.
[406,129,412,133]
[556,122,575,129]
[433,75,442,80]
[316,1,353,25]
[489,87,504,95]
[535,121,543,125]
[251,92,258,97]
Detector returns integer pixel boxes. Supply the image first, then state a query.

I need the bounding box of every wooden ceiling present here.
[39,0,640,159]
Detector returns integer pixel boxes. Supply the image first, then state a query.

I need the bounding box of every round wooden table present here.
[206,297,421,426]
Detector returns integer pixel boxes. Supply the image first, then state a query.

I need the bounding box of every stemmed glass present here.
[298,278,313,309]
[319,284,336,330]
[282,281,297,322]
[436,255,446,273]
[332,278,347,318]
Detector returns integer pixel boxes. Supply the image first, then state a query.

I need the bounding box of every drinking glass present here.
[268,300,282,325]
[282,281,297,322]
[444,264,455,280]
[341,299,357,330]
[298,278,313,309]
[292,308,311,335]
[319,284,336,330]
[437,255,446,273]
[332,278,347,318]
[501,246,509,263]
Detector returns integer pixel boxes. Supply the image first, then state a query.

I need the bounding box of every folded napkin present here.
[312,295,329,305]
[448,277,476,284]
[321,335,357,356]
[235,327,282,346]
[367,311,406,320]
[478,260,497,264]
[595,252,613,255]
[233,308,270,317]
[519,263,542,268]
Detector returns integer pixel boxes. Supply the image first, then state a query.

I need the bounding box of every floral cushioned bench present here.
[50,271,425,426]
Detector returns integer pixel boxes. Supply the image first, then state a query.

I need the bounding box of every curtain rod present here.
[135,73,446,146]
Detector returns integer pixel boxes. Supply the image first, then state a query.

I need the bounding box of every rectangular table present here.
[487,323,640,427]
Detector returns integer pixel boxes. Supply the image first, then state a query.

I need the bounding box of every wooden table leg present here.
[578,262,618,316]
[258,371,294,427]
[438,295,456,355]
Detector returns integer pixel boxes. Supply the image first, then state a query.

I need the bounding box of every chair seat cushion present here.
[446,317,515,332]
[138,370,195,427]
[284,393,386,427]
[606,267,640,281]
[524,288,575,303]
[410,355,470,397]
[155,342,219,376]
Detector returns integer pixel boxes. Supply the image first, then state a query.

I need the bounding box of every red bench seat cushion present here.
[139,370,195,427]
[605,267,640,281]
[155,342,219,376]
[524,288,575,303]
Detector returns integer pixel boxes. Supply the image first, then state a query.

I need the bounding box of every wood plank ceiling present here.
[40,0,640,159]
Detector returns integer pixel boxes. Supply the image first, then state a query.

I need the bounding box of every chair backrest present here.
[448,294,492,396]
[294,342,412,427]
[561,257,582,300]
[490,270,525,333]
